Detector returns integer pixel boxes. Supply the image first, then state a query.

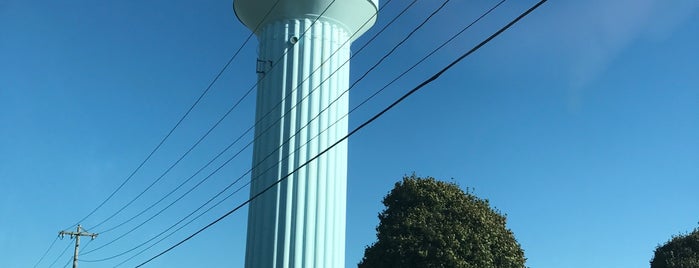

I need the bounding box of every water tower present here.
[233,0,378,267]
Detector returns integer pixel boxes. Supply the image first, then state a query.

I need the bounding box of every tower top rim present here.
[234,0,378,42]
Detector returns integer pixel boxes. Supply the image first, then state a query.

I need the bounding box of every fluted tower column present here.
[233,1,378,267]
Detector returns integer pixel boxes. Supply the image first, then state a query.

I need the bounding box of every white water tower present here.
[233,0,378,267]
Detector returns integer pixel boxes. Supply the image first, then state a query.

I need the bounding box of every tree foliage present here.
[650,228,699,268]
[359,175,526,268]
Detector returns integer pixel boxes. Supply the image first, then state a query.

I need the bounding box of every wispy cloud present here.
[540,0,698,111]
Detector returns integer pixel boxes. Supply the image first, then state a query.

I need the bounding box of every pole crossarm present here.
[59,225,98,239]
[58,224,98,268]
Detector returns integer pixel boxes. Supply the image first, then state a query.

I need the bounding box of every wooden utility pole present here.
[59,224,97,268]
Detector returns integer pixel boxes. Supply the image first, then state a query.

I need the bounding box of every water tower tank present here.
[234,0,378,267]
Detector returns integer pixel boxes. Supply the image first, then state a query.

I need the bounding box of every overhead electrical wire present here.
[82,0,484,262]
[72,42,238,228]
[81,0,402,256]
[84,0,508,265]
[81,172,251,263]
[82,0,285,232]
[37,0,278,260]
[79,238,95,254]
[61,257,71,268]
[32,235,58,268]
[81,0,520,263]
[84,0,336,234]
[46,237,73,268]
[90,0,405,237]
[352,0,508,115]
[52,0,476,262]
[112,178,252,267]
[79,0,346,243]
[85,0,412,239]
[67,0,283,232]
[134,0,548,266]
[80,0,433,258]
[59,234,97,268]
[46,237,96,268]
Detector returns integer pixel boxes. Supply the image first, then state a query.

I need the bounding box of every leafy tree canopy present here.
[359,175,526,268]
[650,227,699,268]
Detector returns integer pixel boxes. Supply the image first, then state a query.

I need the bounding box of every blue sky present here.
[2,0,698,267]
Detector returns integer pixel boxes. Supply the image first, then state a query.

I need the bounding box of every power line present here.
[33,236,58,268]
[82,0,422,245]
[80,0,416,255]
[81,175,251,264]
[82,0,505,261]
[83,0,337,234]
[352,0,507,114]
[47,237,73,268]
[61,258,70,268]
[134,0,548,266]
[94,130,254,235]
[71,51,228,230]
[80,0,479,261]
[57,239,93,268]
[81,0,285,232]
[80,0,393,255]
[78,239,95,256]
[91,0,403,237]
[85,0,408,245]
[65,0,280,229]
[113,181,253,267]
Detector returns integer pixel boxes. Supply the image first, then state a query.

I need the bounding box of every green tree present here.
[650,228,699,268]
[359,175,525,268]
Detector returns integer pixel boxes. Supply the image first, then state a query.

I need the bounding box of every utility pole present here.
[59,224,97,268]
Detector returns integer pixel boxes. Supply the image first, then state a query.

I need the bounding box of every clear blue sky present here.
[2,0,698,267]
